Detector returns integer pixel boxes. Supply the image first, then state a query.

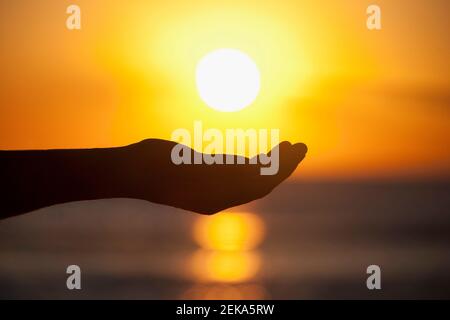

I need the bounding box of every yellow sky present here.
[0,0,449,179]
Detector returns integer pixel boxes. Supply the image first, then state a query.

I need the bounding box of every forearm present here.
[0,147,130,219]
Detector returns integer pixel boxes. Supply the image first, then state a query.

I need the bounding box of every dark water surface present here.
[0,181,449,299]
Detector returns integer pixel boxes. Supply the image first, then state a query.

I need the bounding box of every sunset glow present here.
[0,1,449,180]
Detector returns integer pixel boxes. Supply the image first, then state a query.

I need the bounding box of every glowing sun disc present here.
[196,48,260,112]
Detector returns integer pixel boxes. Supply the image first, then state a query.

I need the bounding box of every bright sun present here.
[196,48,260,112]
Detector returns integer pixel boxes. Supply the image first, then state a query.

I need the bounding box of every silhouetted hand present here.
[119,139,307,214]
[0,139,307,218]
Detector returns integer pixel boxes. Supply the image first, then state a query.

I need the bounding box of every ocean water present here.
[0,181,449,299]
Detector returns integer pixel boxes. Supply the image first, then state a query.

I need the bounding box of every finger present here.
[277,142,307,180]
[248,142,307,196]
[291,142,308,161]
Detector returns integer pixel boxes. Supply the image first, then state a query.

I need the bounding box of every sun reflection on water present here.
[184,212,267,299]
[193,211,265,251]
[190,250,261,283]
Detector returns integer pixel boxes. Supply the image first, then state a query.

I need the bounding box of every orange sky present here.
[1,0,449,180]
